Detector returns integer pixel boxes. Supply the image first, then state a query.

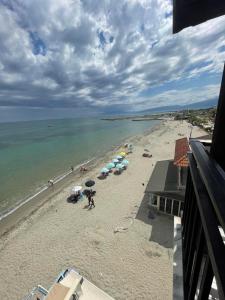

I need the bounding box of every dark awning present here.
[145,159,185,201]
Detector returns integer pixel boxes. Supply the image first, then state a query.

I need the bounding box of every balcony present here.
[181,139,225,299]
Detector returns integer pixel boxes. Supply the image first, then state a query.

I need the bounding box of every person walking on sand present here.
[87,193,91,207]
[88,193,95,208]
[90,197,95,208]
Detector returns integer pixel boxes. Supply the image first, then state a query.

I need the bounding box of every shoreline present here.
[0,122,162,237]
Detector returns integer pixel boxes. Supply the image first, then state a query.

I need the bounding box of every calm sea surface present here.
[0,117,159,215]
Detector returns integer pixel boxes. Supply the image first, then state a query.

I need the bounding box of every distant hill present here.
[138,98,218,114]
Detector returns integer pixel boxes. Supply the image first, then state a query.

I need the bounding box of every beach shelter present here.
[106,162,115,169]
[101,167,109,174]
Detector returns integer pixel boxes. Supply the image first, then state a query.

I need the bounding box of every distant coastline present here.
[101,117,163,121]
[101,115,168,121]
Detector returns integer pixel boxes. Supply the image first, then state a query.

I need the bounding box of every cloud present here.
[0,0,224,116]
[130,83,221,112]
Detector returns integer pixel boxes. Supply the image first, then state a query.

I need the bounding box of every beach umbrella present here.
[119,151,126,157]
[116,155,123,160]
[122,159,129,166]
[71,186,82,194]
[101,167,109,174]
[85,179,95,187]
[106,162,115,169]
[116,163,124,170]
[113,159,119,163]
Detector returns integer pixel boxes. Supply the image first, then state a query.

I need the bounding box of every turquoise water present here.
[0,117,159,215]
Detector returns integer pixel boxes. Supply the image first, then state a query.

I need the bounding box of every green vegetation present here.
[174,107,216,133]
[102,107,217,133]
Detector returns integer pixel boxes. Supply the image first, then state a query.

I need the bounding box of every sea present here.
[0,117,159,217]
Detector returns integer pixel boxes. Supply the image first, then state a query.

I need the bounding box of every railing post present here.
[182,144,225,300]
[211,64,225,172]
[197,256,213,300]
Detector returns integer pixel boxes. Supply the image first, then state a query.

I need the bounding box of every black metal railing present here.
[182,139,225,300]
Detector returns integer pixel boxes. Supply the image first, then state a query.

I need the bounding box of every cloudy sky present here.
[0,0,225,121]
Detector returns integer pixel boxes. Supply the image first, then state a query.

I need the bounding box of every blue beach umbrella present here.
[116,163,124,170]
[101,167,109,174]
[106,162,115,169]
[122,159,129,166]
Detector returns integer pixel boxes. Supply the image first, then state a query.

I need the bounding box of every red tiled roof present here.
[174,137,190,167]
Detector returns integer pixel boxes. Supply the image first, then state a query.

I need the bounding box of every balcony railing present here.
[182,139,225,300]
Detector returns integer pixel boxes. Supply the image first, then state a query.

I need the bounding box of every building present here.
[146,159,185,217]
[146,137,189,217]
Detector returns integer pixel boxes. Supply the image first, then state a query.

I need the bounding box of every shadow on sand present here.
[136,193,174,248]
[97,175,108,180]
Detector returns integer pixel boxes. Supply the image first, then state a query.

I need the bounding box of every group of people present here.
[71,165,88,172]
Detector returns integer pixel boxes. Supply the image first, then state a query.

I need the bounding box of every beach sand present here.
[0,120,205,300]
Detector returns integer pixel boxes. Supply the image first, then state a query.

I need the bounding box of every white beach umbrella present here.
[71,186,82,194]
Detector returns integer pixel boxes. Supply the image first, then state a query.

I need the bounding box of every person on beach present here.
[80,166,88,172]
[71,166,74,172]
[89,197,95,208]
[88,193,92,206]
[88,193,95,208]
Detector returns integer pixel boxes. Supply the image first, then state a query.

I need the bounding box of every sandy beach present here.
[0,120,205,300]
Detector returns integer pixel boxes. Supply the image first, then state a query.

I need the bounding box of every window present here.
[159,197,165,212]
[150,194,158,206]
[172,200,179,216]
[166,198,172,214]
[180,202,184,217]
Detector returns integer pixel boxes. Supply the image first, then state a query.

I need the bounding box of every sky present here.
[0,0,225,122]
